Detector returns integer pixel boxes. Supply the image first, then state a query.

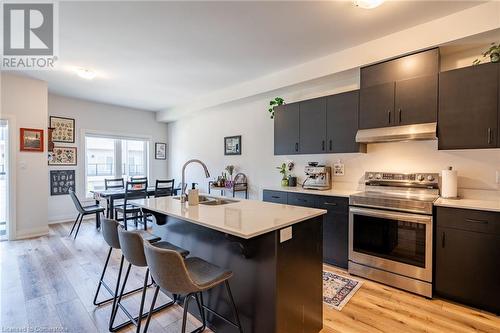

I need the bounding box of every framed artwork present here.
[48,147,77,165]
[50,170,75,196]
[155,142,166,160]
[224,135,241,155]
[20,128,44,152]
[49,116,75,143]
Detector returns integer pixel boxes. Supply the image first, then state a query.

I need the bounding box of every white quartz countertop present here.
[434,197,500,213]
[263,186,358,198]
[131,196,327,239]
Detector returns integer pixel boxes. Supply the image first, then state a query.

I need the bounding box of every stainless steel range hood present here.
[355,122,437,144]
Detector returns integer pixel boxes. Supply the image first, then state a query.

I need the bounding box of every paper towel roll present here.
[441,167,458,198]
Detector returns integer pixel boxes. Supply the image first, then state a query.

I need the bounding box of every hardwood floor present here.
[1,220,499,333]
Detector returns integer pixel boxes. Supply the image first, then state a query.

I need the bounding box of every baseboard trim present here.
[15,226,50,240]
[49,215,94,224]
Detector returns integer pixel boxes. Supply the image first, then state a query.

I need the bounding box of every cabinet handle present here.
[388,110,391,124]
[329,140,332,151]
[398,109,402,123]
[295,142,299,152]
[487,128,492,144]
[271,196,281,199]
[441,231,445,248]
[465,218,488,225]
[322,140,325,151]
[324,202,338,206]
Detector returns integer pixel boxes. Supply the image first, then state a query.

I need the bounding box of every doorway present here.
[0,120,8,241]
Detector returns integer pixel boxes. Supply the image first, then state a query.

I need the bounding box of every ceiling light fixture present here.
[75,68,97,80]
[353,0,384,9]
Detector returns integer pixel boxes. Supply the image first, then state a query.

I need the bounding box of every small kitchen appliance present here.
[302,165,332,190]
[348,171,440,297]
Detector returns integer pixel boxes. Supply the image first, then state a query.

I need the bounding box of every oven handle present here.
[349,206,432,224]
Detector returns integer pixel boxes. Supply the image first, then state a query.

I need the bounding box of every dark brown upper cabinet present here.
[359,48,439,129]
[274,103,300,155]
[299,97,327,154]
[359,82,395,129]
[395,74,438,125]
[327,90,366,153]
[438,62,498,150]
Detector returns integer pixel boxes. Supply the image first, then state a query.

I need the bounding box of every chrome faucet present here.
[180,159,210,203]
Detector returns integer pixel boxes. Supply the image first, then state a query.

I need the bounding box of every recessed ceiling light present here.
[353,0,384,9]
[75,68,97,80]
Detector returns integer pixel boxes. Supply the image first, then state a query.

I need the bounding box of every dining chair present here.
[154,179,175,197]
[104,178,125,217]
[115,180,148,230]
[68,190,105,240]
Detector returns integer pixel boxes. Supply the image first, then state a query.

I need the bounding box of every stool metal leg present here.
[108,254,125,332]
[135,268,150,333]
[225,280,243,333]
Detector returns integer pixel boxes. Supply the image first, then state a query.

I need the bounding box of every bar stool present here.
[112,227,190,333]
[143,241,244,333]
[93,218,160,309]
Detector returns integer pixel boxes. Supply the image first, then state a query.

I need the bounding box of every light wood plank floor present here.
[1,220,499,333]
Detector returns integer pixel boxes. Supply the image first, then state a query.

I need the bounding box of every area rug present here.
[323,271,363,311]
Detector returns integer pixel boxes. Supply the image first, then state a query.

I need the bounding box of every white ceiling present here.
[18,1,483,112]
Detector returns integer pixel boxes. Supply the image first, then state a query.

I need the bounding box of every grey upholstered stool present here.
[112,227,190,333]
[143,241,244,333]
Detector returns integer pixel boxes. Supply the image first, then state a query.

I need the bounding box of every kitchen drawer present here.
[315,196,348,212]
[287,193,316,208]
[263,190,287,204]
[436,207,500,235]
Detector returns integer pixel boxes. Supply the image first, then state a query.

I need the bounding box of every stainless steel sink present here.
[172,195,238,205]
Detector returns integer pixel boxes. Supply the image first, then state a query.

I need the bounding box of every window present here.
[85,134,149,194]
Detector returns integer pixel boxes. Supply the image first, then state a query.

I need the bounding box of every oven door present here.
[349,206,432,282]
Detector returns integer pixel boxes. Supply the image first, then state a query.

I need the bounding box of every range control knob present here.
[375,174,382,180]
[427,175,435,181]
[417,174,425,181]
[368,173,374,179]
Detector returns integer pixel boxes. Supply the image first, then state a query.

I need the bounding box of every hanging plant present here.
[268,97,285,119]
[473,42,500,65]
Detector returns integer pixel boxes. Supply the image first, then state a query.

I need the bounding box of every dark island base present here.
[146,209,324,333]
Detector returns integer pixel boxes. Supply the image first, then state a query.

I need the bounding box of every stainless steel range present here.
[348,172,439,298]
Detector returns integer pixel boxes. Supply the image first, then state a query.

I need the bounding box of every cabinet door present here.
[327,91,365,153]
[316,196,349,268]
[438,63,498,150]
[299,97,327,154]
[395,74,438,125]
[287,193,316,208]
[435,226,500,314]
[274,103,300,155]
[359,82,395,129]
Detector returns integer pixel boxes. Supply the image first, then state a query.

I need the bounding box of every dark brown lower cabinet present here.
[435,207,500,314]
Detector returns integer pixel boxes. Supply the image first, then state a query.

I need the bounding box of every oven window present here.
[353,214,426,267]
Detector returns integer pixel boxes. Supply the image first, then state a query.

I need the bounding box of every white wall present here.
[48,94,168,223]
[1,73,49,239]
[167,52,500,201]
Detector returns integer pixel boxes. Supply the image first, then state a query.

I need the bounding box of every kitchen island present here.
[132,196,327,333]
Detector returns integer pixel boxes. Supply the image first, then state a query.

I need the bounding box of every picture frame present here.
[224,135,241,155]
[48,147,77,166]
[155,142,167,160]
[50,170,75,196]
[49,116,75,143]
[20,128,44,152]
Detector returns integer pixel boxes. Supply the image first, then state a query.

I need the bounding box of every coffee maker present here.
[302,164,332,190]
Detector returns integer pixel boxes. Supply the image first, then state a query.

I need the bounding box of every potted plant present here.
[473,42,500,65]
[268,97,285,119]
[276,161,294,187]
[225,165,235,188]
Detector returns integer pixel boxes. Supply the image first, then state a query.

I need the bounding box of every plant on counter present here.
[268,97,285,119]
[473,42,500,65]
[276,161,294,186]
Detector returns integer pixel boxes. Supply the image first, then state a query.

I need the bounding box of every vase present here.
[281,178,289,187]
[491,52,500,63]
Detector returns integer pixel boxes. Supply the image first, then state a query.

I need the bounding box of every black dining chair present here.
[104,178,125,217]
[69,190,105,240]
[154,179,175,197]
[115,180,148,230]
[131,175,148,184]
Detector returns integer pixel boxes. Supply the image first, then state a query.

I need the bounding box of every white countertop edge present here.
[434,198,500,213]
[132,200,327,239]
